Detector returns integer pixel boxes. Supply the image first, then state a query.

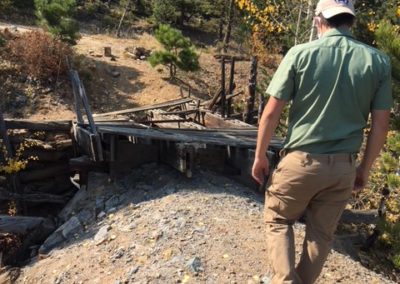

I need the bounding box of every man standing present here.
[252,0,393,283]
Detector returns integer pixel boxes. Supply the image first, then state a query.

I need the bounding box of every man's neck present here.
[320,25,350,36]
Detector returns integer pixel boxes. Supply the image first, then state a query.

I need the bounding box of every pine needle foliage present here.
[34,0,80,44]
[149,24,199,78]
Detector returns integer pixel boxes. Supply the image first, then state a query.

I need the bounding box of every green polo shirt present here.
[266,28,393,154]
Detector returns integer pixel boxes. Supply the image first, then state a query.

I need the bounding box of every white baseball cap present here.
[315,0,356,18]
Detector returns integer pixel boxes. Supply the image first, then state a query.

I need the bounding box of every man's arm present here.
[354,109,391,192]
[252,97,287,185]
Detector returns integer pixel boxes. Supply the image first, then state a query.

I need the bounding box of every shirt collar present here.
[323,28,354,39]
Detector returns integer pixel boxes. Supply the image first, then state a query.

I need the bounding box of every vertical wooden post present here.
[0,110,23,214]
[227,58,236,117]
[244,56,258,124]
[221,58,226,118]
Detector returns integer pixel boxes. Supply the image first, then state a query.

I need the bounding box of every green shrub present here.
[34,0,80,44]
[149,24,199,78]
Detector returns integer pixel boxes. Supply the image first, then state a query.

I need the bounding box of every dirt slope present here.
[0,22,252,121]
[15,165,394,284]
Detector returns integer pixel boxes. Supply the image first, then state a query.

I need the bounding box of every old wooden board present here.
[74,125,103,162]
[93,98,194,118]
[98,126,257,148]
[4,120,72,131]
[159,142,194,178]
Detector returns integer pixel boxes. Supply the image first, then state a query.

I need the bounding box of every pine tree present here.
[148,24,199,78]
[35,0,79,44]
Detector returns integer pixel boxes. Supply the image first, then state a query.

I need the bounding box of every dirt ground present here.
[11,165,396,284]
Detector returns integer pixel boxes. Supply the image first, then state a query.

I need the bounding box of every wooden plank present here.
[19,164,70,183]
[68,70,84,124]
[74,125,103,162]
[227,58,235,117]
[221,58,226,117]
[93,98,194,118]
[0,188,69,204]
[244,56,258,124]
[72,71,98,136]
[4,120,72,131]
[109,141,158,176]
[160,142,194,178]
[204,112,256,129]
[69,156,107,172]
[98,126,257,148]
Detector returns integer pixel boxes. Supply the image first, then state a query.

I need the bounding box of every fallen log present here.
[0,215,56,235]
[0,188,70,204]
[21,149,72,162]
[4,120,72,132]
[19,164,70,183]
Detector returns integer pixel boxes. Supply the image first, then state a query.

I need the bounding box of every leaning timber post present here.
[227,58,236,117]
[244,56,258,124]
[221,58,226,118]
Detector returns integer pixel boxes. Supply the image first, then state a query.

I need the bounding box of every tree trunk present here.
[116,0,131,37]
[223,0,235,53]
[218,0,227,42]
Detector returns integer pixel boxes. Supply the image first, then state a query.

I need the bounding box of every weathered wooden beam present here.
[69,156,107,172]
[4,120,72,131]
[93,98,193,118]
[0,188,69,204]
[244,56,258,124]
[214,54,251,62]
[74,125,103,162]
[98,126,256,148]
[221,58,226,117]
[160,142,194,178]
[227,58,235,117]
[203,112,256,129]
[109,141,158,177]
[19,164,70,183]
[0,215,56,234]
[160,109,199,116]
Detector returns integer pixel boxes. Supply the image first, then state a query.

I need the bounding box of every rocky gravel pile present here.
[14,164,396,284]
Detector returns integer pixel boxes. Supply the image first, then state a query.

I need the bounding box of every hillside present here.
[0,22,254,121]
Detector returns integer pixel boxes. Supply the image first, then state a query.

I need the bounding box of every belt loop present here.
[328,155,333,165]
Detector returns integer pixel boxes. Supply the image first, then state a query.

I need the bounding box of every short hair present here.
[318,13,355,28]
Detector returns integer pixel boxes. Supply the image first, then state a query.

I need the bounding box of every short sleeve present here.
[265,48,296,101]
[371,57,393,110]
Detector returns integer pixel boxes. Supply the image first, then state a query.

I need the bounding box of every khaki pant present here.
[264,151,356,284]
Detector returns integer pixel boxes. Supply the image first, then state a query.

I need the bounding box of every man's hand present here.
[353,166,370,193]
[252,156,270,185]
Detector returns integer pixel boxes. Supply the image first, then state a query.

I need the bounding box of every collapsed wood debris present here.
[0,58,381,269]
